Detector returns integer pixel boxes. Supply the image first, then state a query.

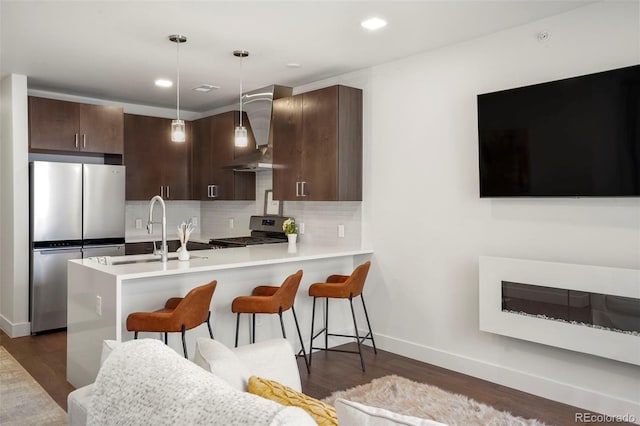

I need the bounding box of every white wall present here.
[0,74,30,337]
[360,1,639,418]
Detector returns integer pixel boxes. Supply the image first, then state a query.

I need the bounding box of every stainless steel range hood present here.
[225,84,293,172]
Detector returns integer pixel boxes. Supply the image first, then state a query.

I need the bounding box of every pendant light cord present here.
[239,54,243,127]
[176,39,181,121]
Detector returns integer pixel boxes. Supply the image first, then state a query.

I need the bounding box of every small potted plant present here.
[282,218,297,247]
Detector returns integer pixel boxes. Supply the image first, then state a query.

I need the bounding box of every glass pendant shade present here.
[171,119,186,142]
[234,125,248,147]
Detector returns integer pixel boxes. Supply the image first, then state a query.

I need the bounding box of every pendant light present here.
[233,49,249,148]
[169,34,187,143]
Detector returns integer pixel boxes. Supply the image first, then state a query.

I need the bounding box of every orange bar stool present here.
[126,280,217,359]
[231,270,309,372]
[308,261,376,371]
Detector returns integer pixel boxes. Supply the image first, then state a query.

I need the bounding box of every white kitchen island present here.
[67,243,373,388]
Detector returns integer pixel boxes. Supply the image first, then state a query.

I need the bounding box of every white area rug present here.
[0,346,67,426]
[323,375,549,426]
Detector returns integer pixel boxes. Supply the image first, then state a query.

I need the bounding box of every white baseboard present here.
[373,333,640,421]
[0,314,30,337]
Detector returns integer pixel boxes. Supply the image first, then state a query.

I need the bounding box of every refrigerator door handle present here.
[34,247,82,254]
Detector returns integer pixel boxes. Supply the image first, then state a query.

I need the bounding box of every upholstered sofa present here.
[68,337,446,426]
[67,338,315,425]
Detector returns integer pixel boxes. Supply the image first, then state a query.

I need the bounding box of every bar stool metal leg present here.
[348,294,365,371]
[278,307,286,338]
[324,298,329,350]
[360,294,377,353]
[235,313,241,347]
[206,311,214,339]
[291,305,310,373]
[251,314,256,344]
[181,324,187,359]
[309,297,317,367]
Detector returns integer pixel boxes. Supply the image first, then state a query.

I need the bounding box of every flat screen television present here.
[477,65,639,197]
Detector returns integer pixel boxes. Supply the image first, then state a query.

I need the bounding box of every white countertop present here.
[73,243,373,280]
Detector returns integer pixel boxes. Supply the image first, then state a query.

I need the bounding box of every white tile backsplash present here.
[200,200,256,238]
[282,200,362,247]
[126,200,202,241]
[126,172,362,247]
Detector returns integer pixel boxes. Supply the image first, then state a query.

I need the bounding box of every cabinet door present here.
[209,112,236,200]
[29,97,80,152]
[335,85,363,201]
[192,112,256,201]
[232,111,257,200]
[124,114,191,200]
[124,114,163,200]
[301,87,338,201]
[79,104,124,154]
[191,117,213,200]
[163,120,191,200]
[272,95,303,200]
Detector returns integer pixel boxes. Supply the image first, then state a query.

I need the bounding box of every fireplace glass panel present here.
[502,281,640,334]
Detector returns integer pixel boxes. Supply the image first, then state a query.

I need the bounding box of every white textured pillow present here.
[194,337,251,391]
[334,398,448,426]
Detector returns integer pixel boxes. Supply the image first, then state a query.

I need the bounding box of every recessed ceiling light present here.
[361,17,387,31]
[155,78,173,88]
[192,84,220,93]
[286,63,302,69]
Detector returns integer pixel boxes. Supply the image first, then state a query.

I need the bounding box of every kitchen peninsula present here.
[67,243,372,388]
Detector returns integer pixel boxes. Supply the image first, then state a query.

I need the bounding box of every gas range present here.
[209,216,289,249]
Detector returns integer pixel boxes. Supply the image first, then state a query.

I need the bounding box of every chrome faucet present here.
[147,195,168,263]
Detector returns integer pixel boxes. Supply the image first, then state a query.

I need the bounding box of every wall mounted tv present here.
[477,65,639,197]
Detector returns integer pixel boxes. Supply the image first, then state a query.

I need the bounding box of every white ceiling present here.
[1,1,595,113]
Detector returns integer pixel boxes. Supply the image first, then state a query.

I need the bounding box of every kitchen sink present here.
[95,253,208,266]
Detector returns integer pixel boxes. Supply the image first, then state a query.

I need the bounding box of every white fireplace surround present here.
[479,256,640,366]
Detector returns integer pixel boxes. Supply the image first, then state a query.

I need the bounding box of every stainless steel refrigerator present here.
[30,161,125,333]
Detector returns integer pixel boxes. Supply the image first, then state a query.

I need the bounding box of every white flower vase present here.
[287,233,297,253]
[178,243,190,261]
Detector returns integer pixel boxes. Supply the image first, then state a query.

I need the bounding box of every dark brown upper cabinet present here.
[124,114,191,200]
[272,85,362,201]
[191,111,256,201]
[29,96,124,155]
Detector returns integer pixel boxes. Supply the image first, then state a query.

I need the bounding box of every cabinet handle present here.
[166,186,170,199]
[295,181,300,197]
[208,185,218,198]
[74,134,78,149]
[160,186,164,198]
[300,181,308,197]
[83,134,86,148]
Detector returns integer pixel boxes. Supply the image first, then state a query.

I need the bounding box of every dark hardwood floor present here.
[1,330,624,425]
[298,343,623,426]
